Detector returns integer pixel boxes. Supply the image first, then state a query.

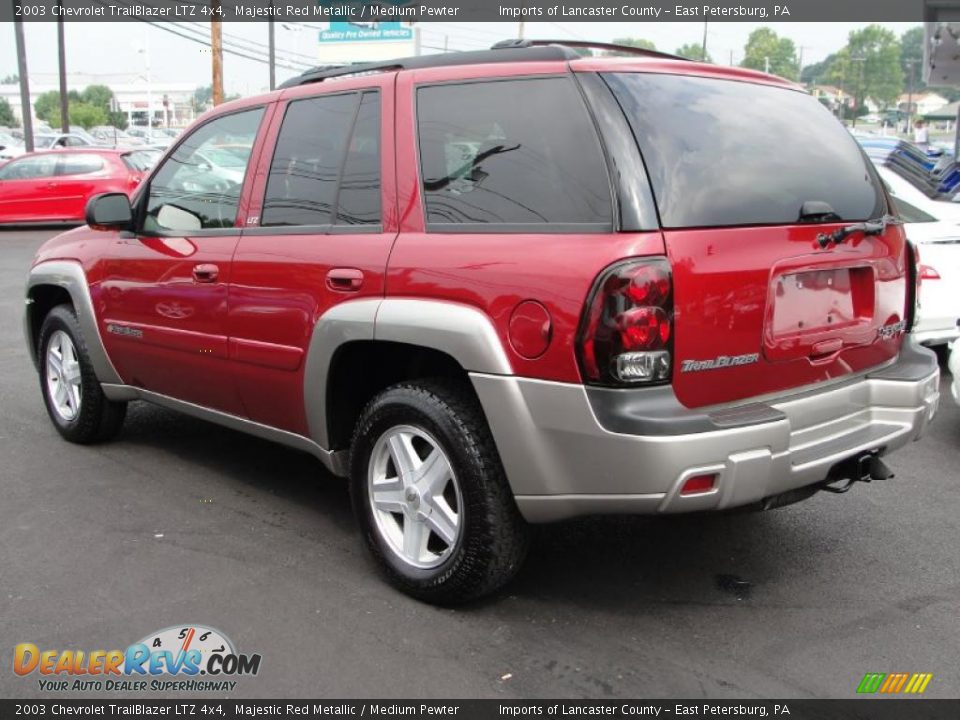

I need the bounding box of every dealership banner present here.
[2,700,960,719]
[0,0,943,23]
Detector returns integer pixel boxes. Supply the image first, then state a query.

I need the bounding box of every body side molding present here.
[101,384,348,476]
[25,260,123,384]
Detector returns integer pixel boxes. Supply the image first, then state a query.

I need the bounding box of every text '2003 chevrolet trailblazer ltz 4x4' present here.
[25,40,941,604]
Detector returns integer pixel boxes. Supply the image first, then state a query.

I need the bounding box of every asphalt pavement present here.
[1,228,958,700]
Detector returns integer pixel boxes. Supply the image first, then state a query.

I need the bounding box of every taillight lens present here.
[919,264,941,280]
[577,258,673,385]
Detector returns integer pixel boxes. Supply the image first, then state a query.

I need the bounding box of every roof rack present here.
[491,38,690,62]
[279,39,687,89]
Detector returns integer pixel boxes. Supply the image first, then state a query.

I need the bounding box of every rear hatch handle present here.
[816,214,902,249]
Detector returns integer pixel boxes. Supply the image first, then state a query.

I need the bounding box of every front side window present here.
[144,107,264,233]
[416,78,612,229]
[58,154,105,176]
[0,154,58,180]
[261,90,381,227]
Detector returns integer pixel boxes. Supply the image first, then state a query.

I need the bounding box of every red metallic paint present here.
[0,149,145,224]
[28,55,911,428]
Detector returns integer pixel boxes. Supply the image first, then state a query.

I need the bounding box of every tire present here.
[350,379,529,605]
[37,304,127,444]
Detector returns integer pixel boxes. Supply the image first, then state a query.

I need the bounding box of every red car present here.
[24,41,941,603]
[0,148,151,224]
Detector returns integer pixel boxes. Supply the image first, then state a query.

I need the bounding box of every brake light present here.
[577,258,673,385]
[919,264,941,280]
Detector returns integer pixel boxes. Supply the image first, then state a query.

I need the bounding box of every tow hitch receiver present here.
[822,451,895,494]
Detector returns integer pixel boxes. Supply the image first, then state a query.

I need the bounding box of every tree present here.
[606,37,656,57]
[900,26,925,92]
[675,43,712,62]
[34,90,80,126]
[1,74,19,84]
[0,97,17,127]
[826,25,902,112]
[801,53,837,85]
[613,37,656,51]
[193,85,213,114]
[68,102,107,129]
[741,28,799,79]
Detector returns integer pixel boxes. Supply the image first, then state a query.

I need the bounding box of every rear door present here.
[227,77,395,435]
[0,154,61,222]
[604,72,905,408]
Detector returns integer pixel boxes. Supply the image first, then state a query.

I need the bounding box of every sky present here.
[0,21,921,96]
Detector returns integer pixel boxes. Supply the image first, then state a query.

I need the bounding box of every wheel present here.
[37,304,127,444]
[350,379,529,604]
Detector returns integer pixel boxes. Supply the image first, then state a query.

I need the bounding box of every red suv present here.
[24,42,941,603]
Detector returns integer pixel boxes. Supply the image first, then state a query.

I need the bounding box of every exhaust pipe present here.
[821,451,894,494]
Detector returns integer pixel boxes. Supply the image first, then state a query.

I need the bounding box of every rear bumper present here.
[472,339,940,523]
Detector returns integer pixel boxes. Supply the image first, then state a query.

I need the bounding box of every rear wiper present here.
[816,214,902,249]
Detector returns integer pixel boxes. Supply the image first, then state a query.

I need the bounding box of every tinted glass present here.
[144,107,263,232]
[58,154,105,176]
[893,197,936,224]
[417,78,612,227]
[336,92,381,225]
[122,150,161,172]
[0,154,58,180]
[262,93,357,227]
[604,73,885,228]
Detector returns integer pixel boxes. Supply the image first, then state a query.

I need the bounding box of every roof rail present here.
[492,38,690,62]
[278,45,579,89]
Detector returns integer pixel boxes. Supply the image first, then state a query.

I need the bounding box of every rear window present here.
[122,150,161,172]
[604,73,885,228]
[58,154,105,176]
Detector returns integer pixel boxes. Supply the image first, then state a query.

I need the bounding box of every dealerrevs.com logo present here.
[13,625,261,692]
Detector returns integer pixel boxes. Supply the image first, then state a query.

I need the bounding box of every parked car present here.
[90,125,145,147]
[33,133,98,150]
[0,130,25,160]
[877,165,960,347]
[126,126,174,147]
[949,343,959,404]
[23,42,940,604]
[0,148,148,224]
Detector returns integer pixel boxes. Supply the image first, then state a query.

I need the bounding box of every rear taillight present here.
[577,258,673,385]
[919,264,941,280]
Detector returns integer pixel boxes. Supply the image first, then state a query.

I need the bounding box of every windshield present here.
[604,73,885,228]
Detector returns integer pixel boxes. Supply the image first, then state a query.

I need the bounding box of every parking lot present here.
[1,227,958,700]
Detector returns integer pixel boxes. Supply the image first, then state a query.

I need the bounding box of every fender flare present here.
[304,298,513,450]
[25,260,122,385]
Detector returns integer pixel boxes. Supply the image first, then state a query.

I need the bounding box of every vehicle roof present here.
[203,42,801,122]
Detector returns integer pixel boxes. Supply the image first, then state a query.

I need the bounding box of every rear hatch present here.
[603,71,907,408]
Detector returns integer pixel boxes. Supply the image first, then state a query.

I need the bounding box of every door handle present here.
[192,263,219,283]
[326,268,364,292]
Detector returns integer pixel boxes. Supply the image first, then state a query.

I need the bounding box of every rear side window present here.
[416,78,612,229]
[262,90,381,227]
[58,154,105,176]
[0,154,58,180]
[604,73,885,228]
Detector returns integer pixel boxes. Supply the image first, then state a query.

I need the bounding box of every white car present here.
[949,342,959,403]
[876,165,960,346]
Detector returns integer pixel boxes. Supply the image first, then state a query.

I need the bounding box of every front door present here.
[0,153,61,222]
[228,80,396,436]
[96,106,268,414]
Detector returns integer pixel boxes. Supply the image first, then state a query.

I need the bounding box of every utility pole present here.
[518,21,525,39]
[57,1,69,133]
[764,56,770,74]
[211,0,224,106]
[905,59,916,135]
[13,3,34,152]
[701,21,708,61]
[797,46,805,82]
[268,14,276,91]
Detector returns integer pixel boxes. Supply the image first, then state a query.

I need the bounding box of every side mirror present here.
[86,192,132,230]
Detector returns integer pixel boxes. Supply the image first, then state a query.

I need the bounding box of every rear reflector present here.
[680,473,717,496]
